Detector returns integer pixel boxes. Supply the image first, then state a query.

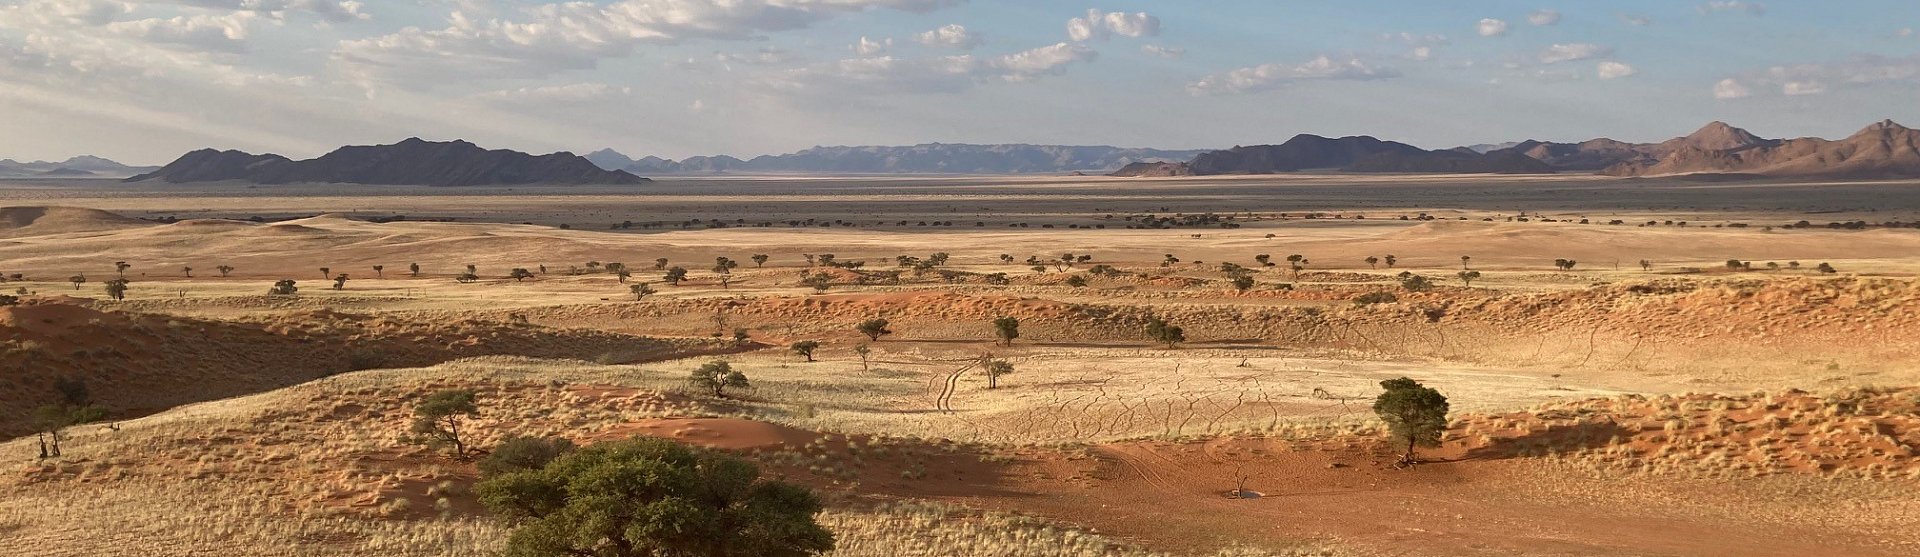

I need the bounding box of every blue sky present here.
[1,0,1916,164]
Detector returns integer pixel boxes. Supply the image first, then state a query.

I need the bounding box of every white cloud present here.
[1141,44,1184,59]
[472,82,633,103]
[1383,32,1447,60]
[996,42,1097,80]
[1597,61,1636,79]
[716,47,797,66]
[1528,9,1561,26]
[105,12,256,53]
[173,0,371,23]
[1898,28,1914,38]
[333,0,963,83]
[854,36,893,56]
[1620,14,1654,26]
[769,41,1097,96]
[916,23,982,50]
[1410,46,1433,61]
[1698,1,1765,16]
[1188,55,1398,95]
[1719,54,1920,98]
[1477,18,1509,37]
[1781,81,1827,96]
[1539,43,1612,64]
[1713,78,1753,99]
[1067,9,1159,42]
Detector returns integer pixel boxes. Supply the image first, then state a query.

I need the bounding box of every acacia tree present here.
[104,278,129,301]
[320,267,331,279]
[33,403,106,458]
[1384,255,1398,268]
[1456,270,1481,286]
[473,437,835,557]
[629,282,656,301]
[984,359,1014,389]
[853,344,872,372]
[751,254,769,267]
[114,261,130,277]
[269,279,298,296]
[182,266,193,278]
[1231,275,1255,293]
[409,262,421,277]
[332,274,349,290]
[1364,256,1380,269]
[689,361,749,398]
[373,265,385,278]
[216,265,235,277]
[68,274,85,290]
[1145,316,1185,349]
[789,340,821,362]
[1372,377,1449,465]
[1638,260,1652,272]
[509,268,535,282]
[991,316,1019,346]
[1459,255,1471,270]
[654,258,670,270]
[856,318,892,341]
[664,266,689,285]
[409,389,480,457]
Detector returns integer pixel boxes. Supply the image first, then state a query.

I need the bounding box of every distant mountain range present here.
[130,138,646,187]
[586,144,1208,175]
[0,156,157,178]
[1111,119,1920,179]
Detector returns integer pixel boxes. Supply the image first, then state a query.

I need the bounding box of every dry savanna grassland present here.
[2,174,1919,557]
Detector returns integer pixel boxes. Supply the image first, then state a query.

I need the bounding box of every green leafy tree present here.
[1384,254,1398,268]
[33,404,106,458]
[630,282,656,301]
[1254,254,1272,266]
[480,436,576,477]
[409,390,480,456]
[984,359,1014,389]
[991,316,1020,346]
[1145,316,1185,348]
[1456,270,1480,286]
[1372,377,1450,465]
[751,254,769,267]
[104,278,129,301]
[474,437,835,557]
[789,340,820,362]
[688,361,749,398]
[664,266,689,285]
[857,318,892,341]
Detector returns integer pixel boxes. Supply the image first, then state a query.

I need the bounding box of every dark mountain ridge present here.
[129,138,647,186]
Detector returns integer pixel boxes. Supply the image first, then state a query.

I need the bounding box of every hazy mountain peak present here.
[1678,121,1764,151]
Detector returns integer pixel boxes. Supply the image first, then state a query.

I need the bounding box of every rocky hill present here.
[599,144,1206,174]
[0,155,156,178]
[1604,120,1920,178]
[129,138,648,186]
[1183,134,1552,175]
[1107,161,1193,177]
[1347,149,1556,174]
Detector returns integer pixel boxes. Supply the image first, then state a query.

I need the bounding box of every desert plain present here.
[2,173,1919,557]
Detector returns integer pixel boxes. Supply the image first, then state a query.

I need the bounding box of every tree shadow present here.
[1458,419,1631,461]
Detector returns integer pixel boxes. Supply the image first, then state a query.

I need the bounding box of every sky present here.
[1,0,1917,164]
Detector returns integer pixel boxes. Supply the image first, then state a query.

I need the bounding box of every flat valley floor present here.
[1,173,1918,557]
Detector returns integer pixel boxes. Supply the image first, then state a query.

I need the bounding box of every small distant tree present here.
[1817,262,1837,274]
[1145,316,1185,348]
[654,257,669,270]
[319,267,331,279]
[182,266,193,278]
[1399,273,1433,292]
[216,265,235,277]
[1766,261,1780,271]
[1161,254,1180,267]
[853,343,872,372]
[803,273,832,292]
[991,316,1020,346]
[751,254,769,267]
[466,264,478,275]
[33,403,106,458]
[473,438,835,557]
[409,262,421,276]
[1364,256,1380,269]
[1459,255,1471,269]
[1065,275,1089,288]
[1456,270,1481,286]
[1254,254,1272,266]
[1788,261,1801,270]
[1384,254,1398,268]
[790,340,821,362]
[409,389,480,457]
[663,266,688,285]
[104,278,129,300]
[509,268,535,282]
[114,261,130,276]
[1373,377,1449,465]
[984,359,1014,389]
[456,273,480,283]
[999,254,1014,264]
[1638,259,1652,272]
[732,328,751,346]
[857,318,893,341]
[332,274,349,290]
[372,265,385,278]
[688,360,749,398]
[629,282,656,301]
[1231,275,1255,293]
[68,274,85,290]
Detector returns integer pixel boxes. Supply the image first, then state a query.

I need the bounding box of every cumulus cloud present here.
[1140,44,1184,59]
[916,24,982,50]
[769,41,1097,96]
[1383,32,1447,60]
[173,0,371,23]
[854,36,893,56]
[333,0,963,82]
[1713,78,1753,99]
[1597,61,1636,79]
[1528,9,1561,26]
[1698,1,1765,16]
[105,12,256,53]
[472,82,633,103]
[1539,43,1613,64]
[1715,54,1920,98]
[1476,18,1509,37]
[1187,55,1398,95]
[1067,9,1159,41]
